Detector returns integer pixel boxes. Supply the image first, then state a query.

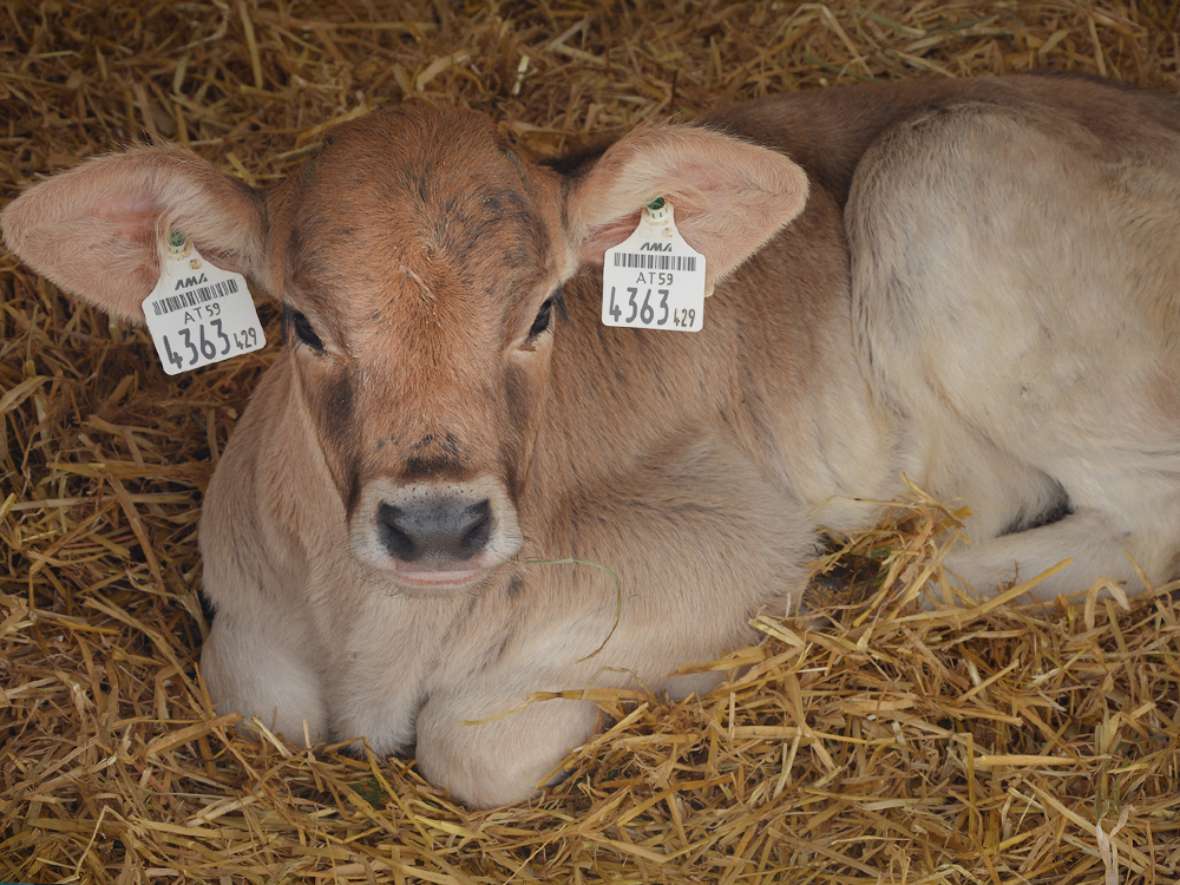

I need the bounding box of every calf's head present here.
[1,104,808,593]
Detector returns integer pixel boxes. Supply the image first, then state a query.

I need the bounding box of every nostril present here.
[459,499,492,555]
[377,503,418,561]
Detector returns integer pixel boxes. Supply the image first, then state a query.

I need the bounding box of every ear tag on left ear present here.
[142,231,266,375]
[601,198,706,333]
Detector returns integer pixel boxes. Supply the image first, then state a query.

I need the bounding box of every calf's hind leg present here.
[848,101,1180,602]
[943,507,1137,601]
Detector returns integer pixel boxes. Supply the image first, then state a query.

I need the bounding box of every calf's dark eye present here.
[528,299,553,338]
[527,288,564,340]
[285,306,324,352]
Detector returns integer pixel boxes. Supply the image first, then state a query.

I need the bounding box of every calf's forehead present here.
[275,107,557,313]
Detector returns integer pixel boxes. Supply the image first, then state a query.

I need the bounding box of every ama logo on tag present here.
[639,242,673,252]
[175,273,208,290]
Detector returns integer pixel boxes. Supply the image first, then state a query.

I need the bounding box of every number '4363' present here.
[605,286,698,330]
[161,321,258,371]
[607,286,671,326]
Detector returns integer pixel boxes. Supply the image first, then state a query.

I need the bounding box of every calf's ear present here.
[1,146,266,323]
[566,125,809,292]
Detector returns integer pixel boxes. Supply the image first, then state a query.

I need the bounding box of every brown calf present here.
[5,73,1180,807]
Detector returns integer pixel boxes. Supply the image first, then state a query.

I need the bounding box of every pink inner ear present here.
[95,192,160,241]
[675,160,732,197]
[90,190,236,284]
[579,210,642,265]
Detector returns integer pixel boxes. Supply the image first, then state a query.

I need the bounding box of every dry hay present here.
[2,1,1180,882]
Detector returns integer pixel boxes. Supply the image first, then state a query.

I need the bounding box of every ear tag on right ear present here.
[601,198,706,333]
[142,231,266,375]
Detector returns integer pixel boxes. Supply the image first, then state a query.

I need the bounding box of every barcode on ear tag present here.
[601,201,706,332]
[142,244,266,375]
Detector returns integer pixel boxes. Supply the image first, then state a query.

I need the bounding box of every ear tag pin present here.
[141,228,267,375]
[166,228,199,269]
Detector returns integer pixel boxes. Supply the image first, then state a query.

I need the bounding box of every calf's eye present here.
[526,288,564,341]
[527,299,553,338]
[285,306,324,352]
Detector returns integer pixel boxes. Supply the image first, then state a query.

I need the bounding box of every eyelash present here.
[284,306,324,352]
[527,288,564,340]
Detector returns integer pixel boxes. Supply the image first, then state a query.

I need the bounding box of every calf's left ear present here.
[566,125,809,291]
[1,146,267,323]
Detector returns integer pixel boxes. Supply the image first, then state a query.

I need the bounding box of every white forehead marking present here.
[400,265,436,304]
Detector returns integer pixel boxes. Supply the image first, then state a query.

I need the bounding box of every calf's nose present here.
[377,497,492,563]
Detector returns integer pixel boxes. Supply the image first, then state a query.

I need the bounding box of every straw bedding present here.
[2,1,1179,882]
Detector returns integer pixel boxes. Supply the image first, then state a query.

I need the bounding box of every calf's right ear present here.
[1,146,266,323]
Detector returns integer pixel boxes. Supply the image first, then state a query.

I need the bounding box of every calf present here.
[5,73,1180,807]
